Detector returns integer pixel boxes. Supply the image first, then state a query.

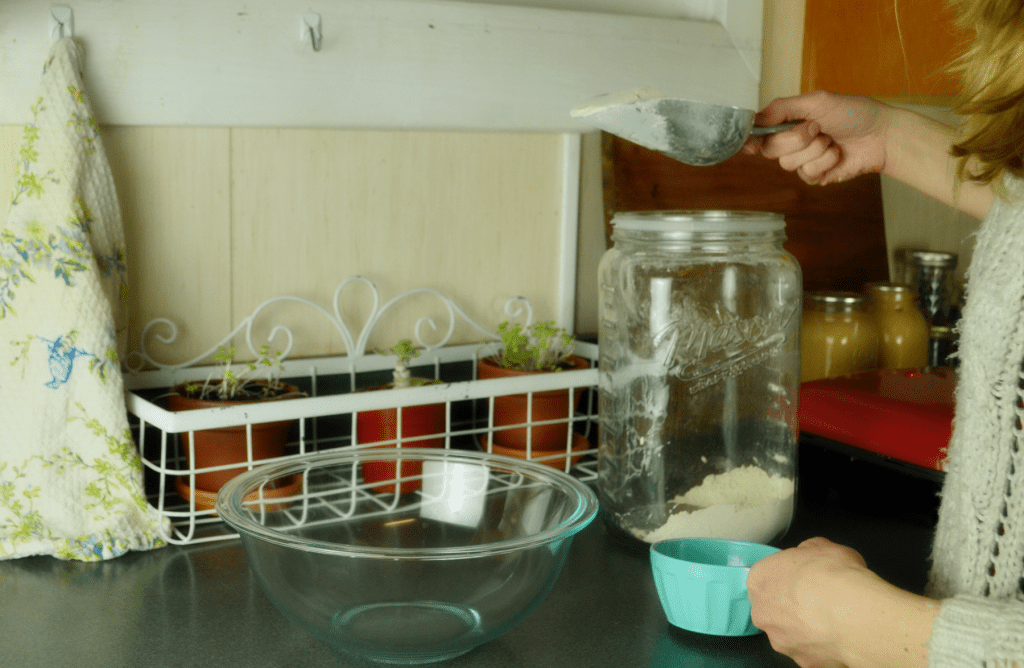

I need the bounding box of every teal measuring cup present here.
[650,538,780,636]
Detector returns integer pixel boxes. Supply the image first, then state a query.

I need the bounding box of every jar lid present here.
[906,250,957,268]
[805,291,866,313]
[866,282,915,294]
[611,210,785,234]
[805,291,865,306]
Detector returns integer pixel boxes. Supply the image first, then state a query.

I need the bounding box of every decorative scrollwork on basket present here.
[123,276,535,373]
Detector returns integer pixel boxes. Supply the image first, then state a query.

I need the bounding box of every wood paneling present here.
[229,129,566,359]
[603,134,890,292]
[802,0,967,99]
[102,127,233,365]
[3,124,569,365]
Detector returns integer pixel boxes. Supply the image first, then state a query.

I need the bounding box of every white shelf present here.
[0,0,763,130]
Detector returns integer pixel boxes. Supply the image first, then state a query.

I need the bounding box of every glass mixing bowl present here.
[216,448,598,664]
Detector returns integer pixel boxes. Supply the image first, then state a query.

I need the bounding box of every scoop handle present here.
[750,121,801,136]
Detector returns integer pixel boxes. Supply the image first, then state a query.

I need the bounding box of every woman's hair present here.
[948,0,1024,193]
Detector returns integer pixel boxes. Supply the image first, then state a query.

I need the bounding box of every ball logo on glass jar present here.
[652,304,797,393]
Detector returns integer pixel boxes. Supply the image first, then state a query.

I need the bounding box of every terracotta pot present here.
[174,474,302,513]
[476,355,591,451]
[356,382,447,494]
[480,432,591,470]
[167,381,301,497]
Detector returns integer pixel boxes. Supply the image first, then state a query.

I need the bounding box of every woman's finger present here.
[778,134,834,177]
[759,120,821,160]
[741,136,763,155]
[798,537,836,549]
[796,144,842,185]
[795,536,868,567]
[754,91,828,127]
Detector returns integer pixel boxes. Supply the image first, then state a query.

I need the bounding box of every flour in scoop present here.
[634,466,794,544]
[570,87,665,117]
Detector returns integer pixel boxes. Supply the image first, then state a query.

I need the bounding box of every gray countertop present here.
[0,443,940,668]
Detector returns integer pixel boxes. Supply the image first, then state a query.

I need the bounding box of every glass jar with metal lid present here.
[866,282,930,369]
[597,210,800,546]
[905,251,958,325]
[929,325,958,368]
[801,291,879,383]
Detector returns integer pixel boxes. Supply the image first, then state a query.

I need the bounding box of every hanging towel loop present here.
[50,6,73,41]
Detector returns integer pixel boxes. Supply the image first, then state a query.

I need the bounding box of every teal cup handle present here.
[650,538,780,636]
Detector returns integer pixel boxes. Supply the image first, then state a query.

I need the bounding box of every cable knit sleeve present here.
[925,178,1024,667]
[928,595,1024,667]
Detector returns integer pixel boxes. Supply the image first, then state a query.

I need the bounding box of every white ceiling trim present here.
[0,0,763,130]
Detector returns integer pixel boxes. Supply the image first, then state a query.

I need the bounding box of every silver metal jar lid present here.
[611,210,784,234]
[805,291,866,312]
[866,282,915,293]
[805,291,865,305]
[907,250,957,268]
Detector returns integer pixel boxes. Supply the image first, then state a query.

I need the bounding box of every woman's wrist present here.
[880,105,951,183]
[832,568,941,668]
[882,104,993,218]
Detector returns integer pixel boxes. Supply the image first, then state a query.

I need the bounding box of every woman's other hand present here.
[742,91,891,186]
[747,537,867,667]
[747,537,939,668]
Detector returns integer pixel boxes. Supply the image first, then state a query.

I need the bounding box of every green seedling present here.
[495,320,575,372]
[184,345,289,400]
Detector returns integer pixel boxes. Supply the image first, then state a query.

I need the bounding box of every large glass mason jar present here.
[597,211,801,546]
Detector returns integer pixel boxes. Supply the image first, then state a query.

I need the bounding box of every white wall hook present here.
[50,6,73,41]
[301,13,322,52]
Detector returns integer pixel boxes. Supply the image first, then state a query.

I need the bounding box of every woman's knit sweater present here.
[926,177,1024,666]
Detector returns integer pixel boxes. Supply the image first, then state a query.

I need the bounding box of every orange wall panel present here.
[802,0,968,98]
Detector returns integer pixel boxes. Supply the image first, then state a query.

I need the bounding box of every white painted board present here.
[0,0,762,130]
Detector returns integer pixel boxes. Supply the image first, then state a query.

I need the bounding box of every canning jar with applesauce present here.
[597,211,801,546]
[866,283,930,369]
[800,292,879,383]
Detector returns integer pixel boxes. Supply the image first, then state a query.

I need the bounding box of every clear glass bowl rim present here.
[215,448,599,560]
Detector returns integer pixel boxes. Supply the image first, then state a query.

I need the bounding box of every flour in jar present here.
[632,465,794,544]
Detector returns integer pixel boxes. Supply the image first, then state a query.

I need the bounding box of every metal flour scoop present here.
[571,89,798,167]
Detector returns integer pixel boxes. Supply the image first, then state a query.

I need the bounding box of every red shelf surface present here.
[799,367,955,472]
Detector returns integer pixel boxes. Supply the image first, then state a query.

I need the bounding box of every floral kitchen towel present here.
[0,38,167,560]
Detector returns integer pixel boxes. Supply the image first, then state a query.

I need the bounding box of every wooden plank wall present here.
[602,134,890,292]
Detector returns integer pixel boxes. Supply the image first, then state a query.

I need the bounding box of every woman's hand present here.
[743,90,993,218]
[747,537,940,668]
[747,537,867,667]
[742,91,892,186]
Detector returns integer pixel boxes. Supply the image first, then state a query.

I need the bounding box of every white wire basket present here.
[123,279,600,545]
